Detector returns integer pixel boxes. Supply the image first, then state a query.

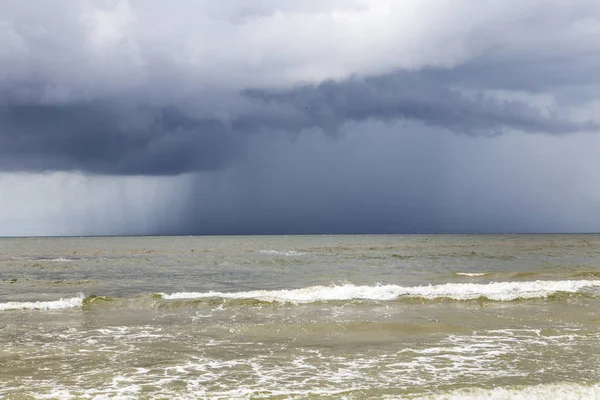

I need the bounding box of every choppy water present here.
[1,234,600,399]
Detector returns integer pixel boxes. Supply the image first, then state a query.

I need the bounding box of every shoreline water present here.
[2,234,599,398]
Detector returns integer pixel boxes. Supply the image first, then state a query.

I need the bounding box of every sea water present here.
[1,235,599,399]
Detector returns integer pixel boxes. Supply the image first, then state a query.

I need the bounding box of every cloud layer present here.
[1,0,599,175]
[2,1,600,234]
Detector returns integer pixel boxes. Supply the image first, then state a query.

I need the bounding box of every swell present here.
[570,271,600,278]
[1,278,99,286]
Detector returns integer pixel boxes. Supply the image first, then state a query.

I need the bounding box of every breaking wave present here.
[0,295,84,311]
[5,280,599,311]
[454,271,541,279]
[161,280,600,303]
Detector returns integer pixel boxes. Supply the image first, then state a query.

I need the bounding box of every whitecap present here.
[0,295,84,311]
[258,250,305,257]
[160,279,600,303]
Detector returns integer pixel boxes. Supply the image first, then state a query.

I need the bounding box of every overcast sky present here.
[1,0,600,235]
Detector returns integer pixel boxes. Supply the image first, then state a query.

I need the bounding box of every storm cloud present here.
[1,1,600,234]
[1,0,600,175]
[2,71,597,175]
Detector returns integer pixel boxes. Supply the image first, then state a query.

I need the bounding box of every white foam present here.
[0,295,84,311]
[161,280,600,303]
[3,328,597,399]
[420,382,600,400]
[36,257,84,262]
[455,272,488,277]
[259,250,305,256]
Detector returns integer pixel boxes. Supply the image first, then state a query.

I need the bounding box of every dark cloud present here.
[243,72,598,136]
[0,1,598,176]
[1,1,600,235]
[0,103,242,175]
[169,121,600,235]
[1,71,597,175]
[421,54,600,98]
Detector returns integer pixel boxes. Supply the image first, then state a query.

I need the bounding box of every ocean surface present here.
[1,234,599,399]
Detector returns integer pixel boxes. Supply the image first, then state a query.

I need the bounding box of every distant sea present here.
[1,235,600,399]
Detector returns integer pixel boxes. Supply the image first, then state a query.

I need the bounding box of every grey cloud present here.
[243,72,599,136]
[0,69,597,175]
[422,54,600,97]
[0,0,599,176]
[2,1,600,235]
[0,103,242,175]
[171,121,600,235]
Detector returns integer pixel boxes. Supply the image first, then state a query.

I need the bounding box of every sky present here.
[1,0,600,235]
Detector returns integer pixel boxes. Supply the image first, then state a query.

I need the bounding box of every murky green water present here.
[1,235,600,398]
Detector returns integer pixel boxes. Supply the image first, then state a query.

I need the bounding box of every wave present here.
[0,295,84,311]
[160,280,600,303]
[5,279,599,311]
[570,270,600,278]
[31,257,88,262]
[259,250,305,257]
[504,271,539,279]
[454,271,539,279]
[421,382,600,400]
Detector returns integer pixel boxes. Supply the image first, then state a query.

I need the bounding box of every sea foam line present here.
[259,250,305,257]
[160,280,600,303]
[455,272,488,277]
[0,295,84,311]
[419,382,600,400]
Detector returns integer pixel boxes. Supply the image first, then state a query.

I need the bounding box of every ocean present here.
[1,234,599,399]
